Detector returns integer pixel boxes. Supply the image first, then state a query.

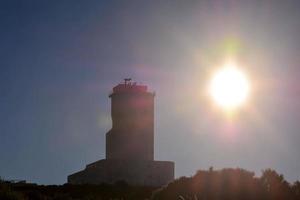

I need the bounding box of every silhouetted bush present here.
[151,168,300,200]
[2,168,300,200]
[0,179,24,200]
[11,182,155,200]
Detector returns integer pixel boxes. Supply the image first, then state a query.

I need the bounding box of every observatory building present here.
[68,79,174,186]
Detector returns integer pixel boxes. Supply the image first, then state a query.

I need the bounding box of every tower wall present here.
[106,84,154,161]
[68,159,174,186]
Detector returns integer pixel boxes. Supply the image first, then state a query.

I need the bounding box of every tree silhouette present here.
[292,181,300,200]
[151,168,300,200]
[260,169,292,200]
[2,168,300,200]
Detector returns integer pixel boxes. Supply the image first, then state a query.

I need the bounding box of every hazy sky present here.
[1,0,300,185]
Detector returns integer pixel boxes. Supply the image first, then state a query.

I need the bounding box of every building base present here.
[68,159,174,187]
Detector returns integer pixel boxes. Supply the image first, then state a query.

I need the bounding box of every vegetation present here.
[1,180,155,200]
[0,178,24,200]
[152,168,300,200]
[1,168,300,200]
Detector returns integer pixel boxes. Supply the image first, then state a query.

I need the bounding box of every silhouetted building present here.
[68,79,174,186]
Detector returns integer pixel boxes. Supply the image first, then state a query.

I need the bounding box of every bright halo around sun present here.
[209,63,250,110]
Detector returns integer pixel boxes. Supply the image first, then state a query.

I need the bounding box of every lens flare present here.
[210,63,250,110]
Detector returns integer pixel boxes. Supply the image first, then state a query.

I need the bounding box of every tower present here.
[106,80,154,161]
[68,79,174,186]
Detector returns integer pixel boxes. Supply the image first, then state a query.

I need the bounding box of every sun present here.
[209,63,250,110]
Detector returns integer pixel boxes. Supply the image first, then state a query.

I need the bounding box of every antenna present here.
[124,78,132,85]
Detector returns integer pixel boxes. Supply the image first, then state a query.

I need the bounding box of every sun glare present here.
[209,63,250,110]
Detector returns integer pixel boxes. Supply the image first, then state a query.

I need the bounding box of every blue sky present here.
[1,0,300,184]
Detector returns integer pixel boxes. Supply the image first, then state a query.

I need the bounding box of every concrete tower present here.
[106,80,154,161]
[68,79,174,186]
